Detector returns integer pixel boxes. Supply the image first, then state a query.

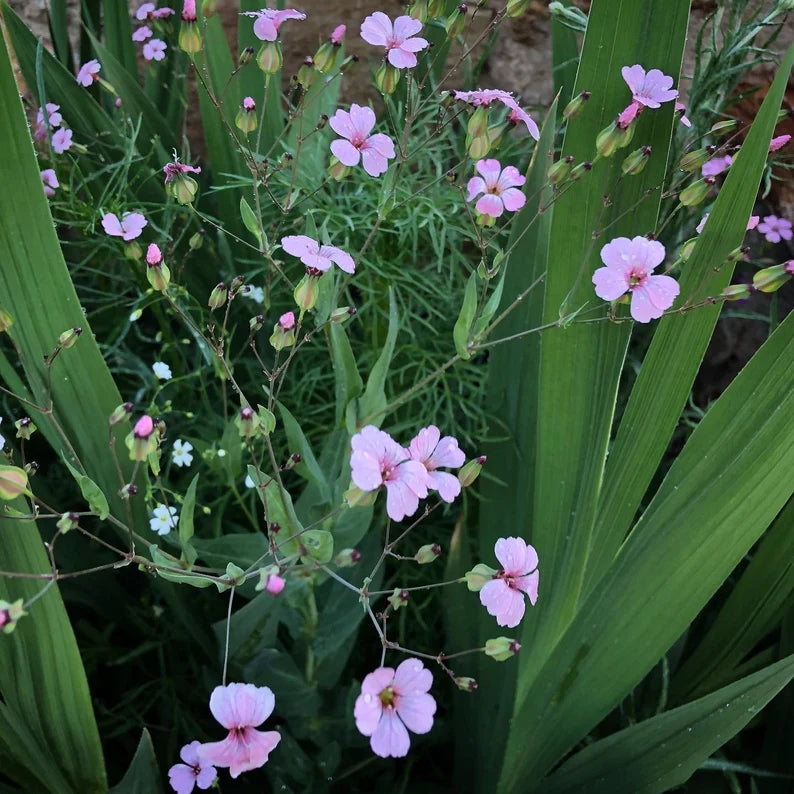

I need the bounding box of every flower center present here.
[351,132,367,149]
[379,685,396,707]
[628,268,647,289]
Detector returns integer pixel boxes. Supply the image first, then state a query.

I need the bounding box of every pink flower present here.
[241,8,306,41]
[592,236,680,323]
[163,160,202,183]
[136,2,155,19]
[197,684,280,778]
[76,59,101,87]
[757,215,793,244]
[452,89,539,139]
[785,260,794,275]
[280,235,355,274]
[146,243,163,265]
[696,214,759,235]
[168,741,216,794]
[329,104,396,177]
[408,426,465,503]
[133,25,153,41]
[265,574,285,595]
[675,101,691,127]
[41,169,59,198]
[350,425,429,522]
[34,103,62,139]
[154,6,174,17]
[242,96,256,111]
[621,64,678,108]
[102,211,148,241]
[701,155,732,177]
[360,12,429,69]
[617,101,641,129]
[466,159,526,218]
[770,134,791,152]
[353,659,436,758]
[278,311,295,330]
[181,0,196,21]
[143,38,167,61]
[51,128,73,154]
[134,414,154,438]
[479,537,539,628]
[330,24,346,45]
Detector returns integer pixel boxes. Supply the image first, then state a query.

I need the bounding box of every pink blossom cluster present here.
[32,102,73,155]
[133,3,172,60]
[350,424,466,521]
[452,88,540,140]
[241,8,306,41]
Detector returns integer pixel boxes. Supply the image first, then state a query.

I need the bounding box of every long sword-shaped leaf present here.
[101,0,137,77]
[586,42,794,591]
[542,655,794,794]
[46,0,70,68]
[499,295,794,791]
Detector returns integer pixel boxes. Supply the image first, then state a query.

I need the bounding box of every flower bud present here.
[0,465,28,500]
[208,282,228,310]
[235,97,258,133]
[409,0,428,22]
[569,161,592,181]
[189,229,204,250]
[548,156,573,185]
[679,178,714,207]
[465,563,497,592]
[710,119,738,135]
[235,405,261,438]
[178,21,202,53]
[753,264,791,293]
[58,327,82,348]
[375,62,401,95]
[334,548,362,567]
[621,145,651,176]
[15,417,36,440]
[249,314,265,332]
[726,245,749,264]
[445,4,467,38]
[680,238,697,262]
[467,131,491,160]
[387,587,409,611]
[328,156,352,181]
[562,90,590,120]
[0,309,13,332]
[331,306,356,324]
[24,461,39,477]
[344,485,378,507]
[596,123,623,158]
[721,283,752,301]
[297,56,317,89]
[313,42,336,73]
[257,41,283,74]
[466,105,489,140]
[270,311,297,350]
[109,402,133,426]
[239,45,255,66]
[128,414,157,461]
[168,172,199,205]
[454,676,478,692]
[0,599,26,634]
[147,261,171,292]
[294,274,319,312]
[678,148,711,172]
[57,511,80,533]
[415,543,442,564]
[458,455,486,487]
[615,122,635,150]
[485,637,521,661]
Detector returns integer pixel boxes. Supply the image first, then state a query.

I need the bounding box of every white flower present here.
[246,285,265,304]
[150,503,178,535]
[152,361,172,380]
[245,473,255,488]
[171,439,194,467]
[217,449,226,457]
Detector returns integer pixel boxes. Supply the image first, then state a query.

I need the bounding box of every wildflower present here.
[452,89,539,139]
[467,159,526,219]
[41,169,59,198]
[770,134,791,152]
[329,104,396,177]
[133,25,153,41]
[264,573,285,595]
[51,128,73,154]
[146,243,162,265]
[197,683,281,777]
[701,155,732,177]
[34,103,62,139]
[696,214,759,235]
[163,160,202,204]
[153,6,175,17]
[354,659,436,758]
[102,211,147,241]
[181,0,196,21]
[330,23,345,44]
[134,415,154,438]
[143,38,167,61]
[675,101,691,127]
[408,425,465,503]
[152,361,172,380]
[245,474,256,488]
[150,503,178,535]
[360,12,429,69]
[172,440,194,467]
[241,8,306,41]
[757,215,793,244]
[350,425,429,522]
[136,2,156,19]
[479,537,539,628]
[76,59,101,87]
[621,64,678,109]
[246,285,265,304]
[592,236,680,323]
[280,235,355,274]
[168,741,216,794]
[269,311,296,350]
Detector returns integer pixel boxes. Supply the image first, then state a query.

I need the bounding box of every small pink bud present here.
[330,24,345,44]
[146,243,163,266]
[279,311,296,330]
[133,415,154,439]
[265,574,285,595]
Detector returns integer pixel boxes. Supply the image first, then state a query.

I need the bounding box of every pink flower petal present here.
[393,15,423,40]
[475,193,504,218]
[168,763,198,794]
[494,536,530,575]
[331,139,361,167]
[475,158,502,185]
[370,708,411,758]
[466,176,486,201]
[361,148,389,177]
[428,435,464,469]
[328,108,356,140]
[480,579,526,628]
[365,133,396,159]
[396,692,436,734]
[209,683,274,729]
[515,570,539,605]
[102,212,124,237]
[393,658,433,694]
[253,16,278,41]
[354,689,384,736]
[361,666,396,695]
[592,266,629,301]
[322,245,355,273]
[281,234,319,259]
[387,47,418,69]
[427,470,461,502]
[360,11,392,47]
[409,426,440,462]
[500,187,526,213]
[348,103,376,137]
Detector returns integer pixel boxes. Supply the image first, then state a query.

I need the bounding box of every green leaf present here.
[277,402,331,502]
[101,0,137,77]
[542,655,794,794]
[329,323,363,428]
[46,0,70,68]
[248,466,302,556]
[178,473,200,566]
[299,529,334,564]
[257,404,277,435]
[586,39,794,592]
[63,459,110,520]
[149,545,214,589]
[453,273,478,360]
[240,196,262,245]
[108,729,163,794]
[472,269,506,342]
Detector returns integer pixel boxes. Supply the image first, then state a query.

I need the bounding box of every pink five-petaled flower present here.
[34,103,63,139]
[133,25,153,41]
[329,104,395,177]
[197,683,281,778]
[466,159,526,219]
[757,215,793,244]
[479,537,539,628]
[354,659,436,758]
[41,169,59,198]
[52,128,73,154]
[701,155,732,178]
[143,38,167,61]
[408,425,465,503]
[241,8,306,42]
[593,236,679,323]
[621,65,678,108]
[163,160,202,183]
[452,89,539,140]
[360,12,429,69]
[280,235,355,274]
[76,59,101,87]
[168,741,216,794]
[102,211,148,241]
[770,134,791,152]
[350,425,429,522]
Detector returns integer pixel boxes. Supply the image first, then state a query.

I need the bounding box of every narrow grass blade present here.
[102,0,137,77]
[46,0,71,68]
